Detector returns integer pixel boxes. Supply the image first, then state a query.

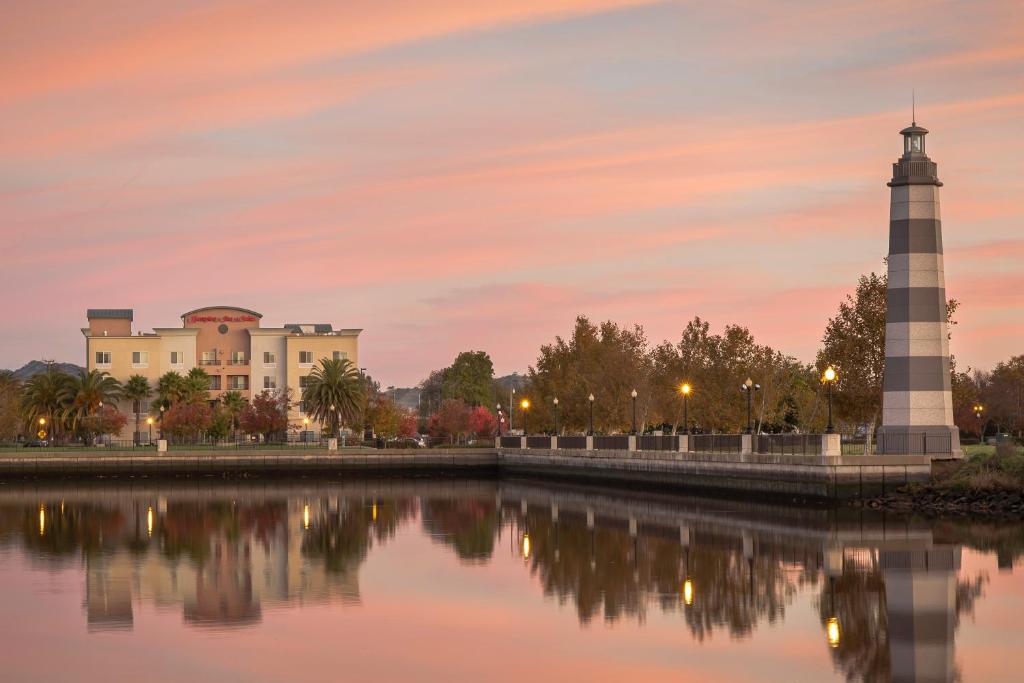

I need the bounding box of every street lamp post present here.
[496,403,503,436]
[740,378,761,434]
[553,397,560,435]
[630,389,638,435]
[159,405,165,440]
[823,366,837,434]
[509,388,516,433]
[974,404,985,441]
[588,393,595,436]
[146,417,154,444]
[680,384,691,434]
[520,399,531,435]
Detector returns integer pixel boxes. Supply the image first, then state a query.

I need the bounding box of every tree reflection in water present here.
[301,497,416,576]
[421,498,498,563]
[0,478,1012,680]
[510,505,811,635]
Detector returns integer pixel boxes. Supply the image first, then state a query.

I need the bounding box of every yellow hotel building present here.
[83,306,360,438]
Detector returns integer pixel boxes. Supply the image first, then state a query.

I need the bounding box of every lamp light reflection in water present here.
[826,617,841,648]
[521,534,531,559]
[303,504,310,530]
[38,505,45,536]
[682,579,694,606]
[147,506,154,537]
[372,502,378,522]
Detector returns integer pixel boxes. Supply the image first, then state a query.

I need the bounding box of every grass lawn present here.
[963,443,1024,458]
[932,442,1024,491]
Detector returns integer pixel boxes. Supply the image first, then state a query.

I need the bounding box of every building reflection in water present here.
[0,479,1014,682]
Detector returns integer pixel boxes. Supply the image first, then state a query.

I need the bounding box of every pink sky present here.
[1,0,1022,386]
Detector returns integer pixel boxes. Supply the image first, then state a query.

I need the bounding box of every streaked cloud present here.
[1,0,1021,383]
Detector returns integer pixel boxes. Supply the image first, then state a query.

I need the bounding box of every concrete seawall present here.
[0,446,931,499]
[0,449,498,477]
[498,448,932,499]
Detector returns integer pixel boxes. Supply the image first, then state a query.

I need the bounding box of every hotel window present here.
[132,351,149,368]
[201,351,218,366]
[231,351,247,365]
[95,351,111,366]
[133,400,150,414]
[298,351,313,366]
[263,351,277,367]
[170,351,184,366]
[299,375,313,389]
[333,351,347,361]
[296,401,305,413]
[208,376,222,391]
[228,376,248,390]
[263,376,277,390]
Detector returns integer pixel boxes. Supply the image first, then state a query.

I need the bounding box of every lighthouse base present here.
[876,425,962,459]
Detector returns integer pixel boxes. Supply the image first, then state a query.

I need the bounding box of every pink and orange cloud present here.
[1,0,1021,384]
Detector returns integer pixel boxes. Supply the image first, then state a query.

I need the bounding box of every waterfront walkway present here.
[0,444,932,500]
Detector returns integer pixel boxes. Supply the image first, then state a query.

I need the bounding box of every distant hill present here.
[494,373,527,393]
[9,360,85,381]
[385,373,527,411]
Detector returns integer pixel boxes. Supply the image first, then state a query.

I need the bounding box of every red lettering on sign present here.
[187,315,257,324]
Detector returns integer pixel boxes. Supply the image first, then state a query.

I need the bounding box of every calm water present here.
[0,478,1021,682]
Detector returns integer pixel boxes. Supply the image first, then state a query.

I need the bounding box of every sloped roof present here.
[87,309,133,320]
[180,306,262,318]
[284,323,333,333]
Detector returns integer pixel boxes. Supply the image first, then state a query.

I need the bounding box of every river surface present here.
[0,477,1021,682]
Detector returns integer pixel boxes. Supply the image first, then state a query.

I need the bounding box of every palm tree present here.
[185,367,211,402]
[220,390,246,441]
[20,370,74,443]
[123,375,152,445]
[302,358,364,437]
[66,370,123,442]
[154,371,186,409]
[0,370,21,443]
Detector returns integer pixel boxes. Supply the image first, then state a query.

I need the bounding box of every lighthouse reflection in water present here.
[1,479,1017,683]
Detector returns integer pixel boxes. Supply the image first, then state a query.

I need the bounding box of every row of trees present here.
[519,315,822,435]
[417,351,499,417]
[3,368,128,444]
[0,358,372,444]
[513,268,1019,440]
[953,356,1024,438]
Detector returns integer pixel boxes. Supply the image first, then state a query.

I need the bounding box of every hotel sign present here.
[187,315,258,324]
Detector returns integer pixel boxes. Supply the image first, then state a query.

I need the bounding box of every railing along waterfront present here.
[876,431,953,455]
[500,436,523,448]
[688,434,743,454]
[638,434,680,451]
[754,434,822,456]
[557,435,588,449]
[593,435,630,450]
[527,436,554,449]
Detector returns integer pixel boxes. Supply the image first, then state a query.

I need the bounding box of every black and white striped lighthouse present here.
[876,121,961,456]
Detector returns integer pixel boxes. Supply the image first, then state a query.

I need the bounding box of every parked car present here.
[22,440,49,448]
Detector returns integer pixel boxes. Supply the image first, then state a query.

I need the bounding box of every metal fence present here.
[754,434,822,456]
[500,436,524,448]
[876,431,953,455]
[688,434,743,454]
[637,434,679,451]
[557,435,588,449]
[527,436,554,449]
[840,439,871,456]
[593,435,630,450]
